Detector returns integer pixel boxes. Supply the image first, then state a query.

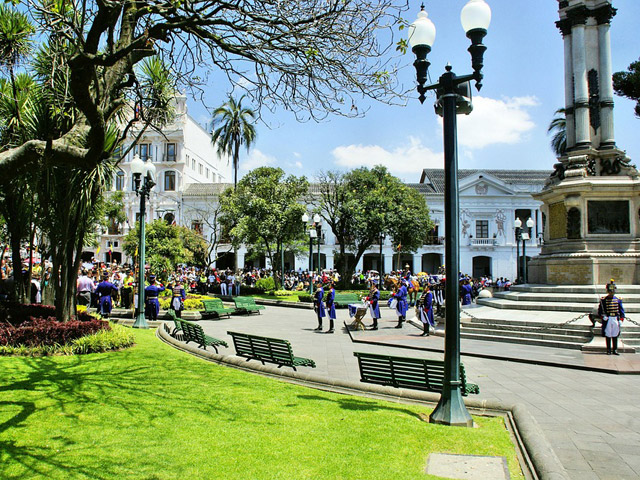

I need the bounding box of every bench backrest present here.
[334,293,361,304]
[202,298,225,310]
[227,331,295,365]
[354,352,451,393]
[181,319,206,343]
[234,297,258,307]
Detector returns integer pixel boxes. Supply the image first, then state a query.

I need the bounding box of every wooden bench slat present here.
[227,331,315,370]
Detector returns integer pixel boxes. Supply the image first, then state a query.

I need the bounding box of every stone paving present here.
[190,305,640,480]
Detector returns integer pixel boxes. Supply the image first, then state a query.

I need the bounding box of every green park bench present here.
[227,331,316,371]
[233,296,266,315]
[176,317,228,353]
[353,352,479,396]
[333,293,362,307]
[201,298,236,319]
[167,309,184,337]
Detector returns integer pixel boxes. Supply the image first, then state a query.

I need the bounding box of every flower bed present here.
[0,303,111,351]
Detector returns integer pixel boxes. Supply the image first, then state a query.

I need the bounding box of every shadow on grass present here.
[296,394,424,420]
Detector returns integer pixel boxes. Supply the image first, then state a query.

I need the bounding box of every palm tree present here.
[547,108,567,157]
[211,95,257,188]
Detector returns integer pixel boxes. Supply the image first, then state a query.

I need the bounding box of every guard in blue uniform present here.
[392,282,408,328]
[144,275,165,321]
[313,282,326,332]
[417,285,435,336]
[95,273,117,318]
[325,282,336,334]
[170,280,187,318]
[598,279,625,355]
[368,282,381,330]
[461,278,473,305]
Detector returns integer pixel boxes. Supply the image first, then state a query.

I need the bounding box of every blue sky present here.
[188,0,640,183]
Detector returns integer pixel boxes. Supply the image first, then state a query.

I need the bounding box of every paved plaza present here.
[176,305,640,480]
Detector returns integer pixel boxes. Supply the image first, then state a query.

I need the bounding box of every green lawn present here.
[0,330,524,480]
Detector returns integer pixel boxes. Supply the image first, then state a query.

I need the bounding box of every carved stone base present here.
[528,253,640,285]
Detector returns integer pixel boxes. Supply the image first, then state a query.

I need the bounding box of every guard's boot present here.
[395,318,403,328]
[327,320,334,333]
[606,337,612,354]
[421,323,429,336]
[613,337,620,355]
[314,322,323,332]
[371,318,378,330]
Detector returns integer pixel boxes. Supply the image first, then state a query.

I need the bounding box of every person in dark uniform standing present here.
[391,281,408,328]
[144,275,165,321]
[367,281,381,330]
[95,273,117,318]
[169,279,187,318]
[460,278,473,306]
[313,281,326,332]
[325,282,336,334]
[598,279,625,355]
[417,284,435,336]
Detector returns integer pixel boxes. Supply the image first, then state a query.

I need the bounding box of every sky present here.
[187,0,640,184]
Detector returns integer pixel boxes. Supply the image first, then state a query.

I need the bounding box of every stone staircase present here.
[477,284,640,314]
[466,284,640,351]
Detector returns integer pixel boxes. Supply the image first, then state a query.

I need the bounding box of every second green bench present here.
[201,298,236,319]
[227,331,315,371]
[233,296,266,315]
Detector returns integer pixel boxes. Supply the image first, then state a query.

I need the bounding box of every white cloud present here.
[294,161,303,169]
[293,152,301,158]
[452,95,539,149]
[331,137,443,179]
[240,149,277,172]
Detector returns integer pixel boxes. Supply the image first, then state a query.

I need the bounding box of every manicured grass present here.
[0,330,524,479]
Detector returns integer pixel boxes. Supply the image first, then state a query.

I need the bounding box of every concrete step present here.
[476,297,640,313]
[510,284,640,295]
[460,331,586,350]
[461,325,591,343]
[492,291,640,304]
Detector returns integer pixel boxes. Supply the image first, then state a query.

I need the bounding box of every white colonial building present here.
[93,95,232,264]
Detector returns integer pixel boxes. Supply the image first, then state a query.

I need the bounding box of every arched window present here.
[164,171,176,191]
[164,212,175,225]
[115,171,125,191]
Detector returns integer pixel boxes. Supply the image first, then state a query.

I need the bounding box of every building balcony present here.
[469,237,497,248]
[424,235,444,245]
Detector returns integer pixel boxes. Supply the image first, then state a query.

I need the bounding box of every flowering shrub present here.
[0,303,109,348]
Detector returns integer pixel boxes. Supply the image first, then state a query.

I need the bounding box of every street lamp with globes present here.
[130,154,156,329]
[408,0,491,427]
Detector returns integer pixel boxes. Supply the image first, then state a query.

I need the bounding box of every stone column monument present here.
[529,0,640,285]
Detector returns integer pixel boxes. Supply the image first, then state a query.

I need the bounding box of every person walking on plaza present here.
[219,270,227,296]
[598,279,625,355]
[391,281,408,328]
[325,282,336,334]
[95,273,117,318]
[169,279,187,318]
[145,275,165,321]
[461,278,473,306]
[417,284,435,336]
[313,281,326,332]
[76,268,95,306]
[367,281,381,330]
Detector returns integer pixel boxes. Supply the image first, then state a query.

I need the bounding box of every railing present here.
[470,238,496,247]
[424,236,444,245]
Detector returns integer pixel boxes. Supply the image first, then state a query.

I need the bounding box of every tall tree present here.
[613,58,640,118]
[211,95,257,188]
[220,167,308,288]
[316,166,432,284]
[547,108,567,157]
[0,0,406,183]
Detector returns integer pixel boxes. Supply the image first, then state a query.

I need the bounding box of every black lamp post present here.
[302,213,315,294]
[409,0,491,427]
[379,232,385,289]
[514,217,522,283]
[523,217,534,284]
[130,154,156,329]
[313,214,322,277]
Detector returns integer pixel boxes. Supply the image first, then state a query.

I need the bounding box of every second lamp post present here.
[408,0,491,427]
[130,154,156,329]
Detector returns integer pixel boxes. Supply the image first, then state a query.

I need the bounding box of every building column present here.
[236,249,246,271]
[383,249,394,275]
[598,20,615,148]
[326,254,334,270]
[413,253,422,273]
[561,26,576,150]
[571,20,591,148]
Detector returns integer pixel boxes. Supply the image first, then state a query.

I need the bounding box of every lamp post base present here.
[132,313,149,329]
[429,388,473,427]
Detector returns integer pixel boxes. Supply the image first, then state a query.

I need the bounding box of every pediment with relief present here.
[458,173,516,197]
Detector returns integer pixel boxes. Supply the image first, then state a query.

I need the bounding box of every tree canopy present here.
[316,166,432,282]
[613,58,640,118]
[220,167,308,286]
[0,0,408,184]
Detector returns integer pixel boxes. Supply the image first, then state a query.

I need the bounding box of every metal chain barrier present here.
[460,308,591,332]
